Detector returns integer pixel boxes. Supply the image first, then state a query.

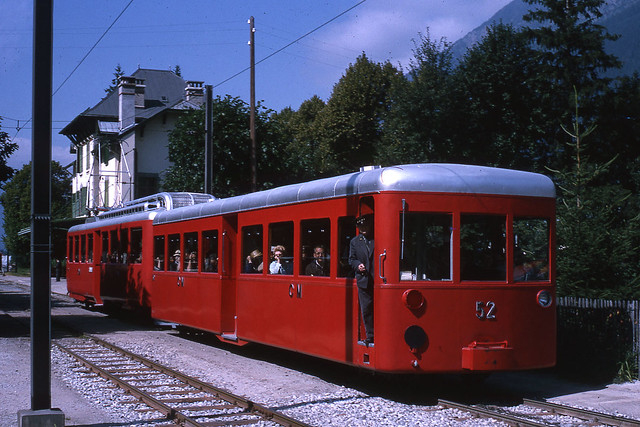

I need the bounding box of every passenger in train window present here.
[204,253,218,272]
[244,249,263,273]
[154,255,164,271]
[185,251,198,272]
[170,250,181,271]
[305,245,328,276]
[350,214,374,345]
[269,245,292,274]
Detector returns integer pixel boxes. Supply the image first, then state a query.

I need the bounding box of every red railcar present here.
[67,164,556,373]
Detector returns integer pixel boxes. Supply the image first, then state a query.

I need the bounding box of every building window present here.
[136,173,159,198]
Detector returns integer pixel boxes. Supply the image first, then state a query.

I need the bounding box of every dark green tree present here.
[379,31,454,165]
[0,117,18,187]
[314,53,402,175]
[552,89,640,298]
[105,64,125,94]
[163,95,285,197]
[522,0,622,170]
[522,0,621,94]
[0,161,72,268]
[272,95,326,181]
[452,23,546,170]
[590,74,640,189]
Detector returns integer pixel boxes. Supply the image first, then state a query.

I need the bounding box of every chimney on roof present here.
[118,76,145,130]
[118,76,136,130]
[134,78,145,108]
[185,81,204,105]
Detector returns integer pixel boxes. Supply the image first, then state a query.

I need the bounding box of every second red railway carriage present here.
[67,163,556,374]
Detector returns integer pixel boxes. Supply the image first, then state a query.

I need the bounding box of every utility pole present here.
[19,0,64,423]
[205,84,213,195]
[248,16,257,192]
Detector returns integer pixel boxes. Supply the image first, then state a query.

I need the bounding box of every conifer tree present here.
[552,88,639,298]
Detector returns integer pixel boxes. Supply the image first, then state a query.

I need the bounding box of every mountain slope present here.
[451,0,640,77]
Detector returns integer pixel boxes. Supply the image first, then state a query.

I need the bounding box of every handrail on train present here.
[94,192,216,221]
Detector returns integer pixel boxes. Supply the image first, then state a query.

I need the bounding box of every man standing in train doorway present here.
[350,214,374,346]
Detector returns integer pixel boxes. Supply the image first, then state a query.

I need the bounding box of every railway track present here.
[439,398,640,427]
[55,335,310,427]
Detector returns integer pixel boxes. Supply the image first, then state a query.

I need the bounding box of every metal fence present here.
[557,296,640,376]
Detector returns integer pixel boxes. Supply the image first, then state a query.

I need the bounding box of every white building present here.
[61,69,204,217]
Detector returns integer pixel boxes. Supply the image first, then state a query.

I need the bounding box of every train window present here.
[184,232,198,272]
[87,233,93,263]
[120,228,129,264]
[154,235,165,271]
[338,216,356,277]
[168,234,181,271]
[130,228,142,264]
[268,222,293,275]
[242,225,263,274]
[81,235,86,262]
[400,213,452,281]
[109,230,119,263]
[202,230,218,273]
[461,215,506,281]
[102,232,109,262]
[67,236,72,262]
[74,236,79,262]
[300,219,330,277]
[513,218,549,281]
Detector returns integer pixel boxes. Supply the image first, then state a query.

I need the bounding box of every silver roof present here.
[153,164,555,225]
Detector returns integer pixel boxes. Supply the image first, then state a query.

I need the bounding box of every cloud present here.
[317,0,513,66]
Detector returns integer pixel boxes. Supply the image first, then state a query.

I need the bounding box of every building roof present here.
[60,69,191,144]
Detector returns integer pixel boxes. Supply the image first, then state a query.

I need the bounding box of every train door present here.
[295,215,353,359]
[354,197,375,344]
[219,214,238,340]
[266,220,297,348]
[151,232,185,322]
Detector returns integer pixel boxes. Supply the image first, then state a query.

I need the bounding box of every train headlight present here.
[402,289,425,310]
[380,167,403,186]
[536,290,553,308]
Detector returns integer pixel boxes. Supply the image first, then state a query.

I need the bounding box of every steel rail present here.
[55,336,310,427]
[438,399,548,427]
[56,341,202,426]
[523,398,640,427]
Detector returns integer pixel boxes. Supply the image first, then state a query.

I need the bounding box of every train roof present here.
[153,164,555,225]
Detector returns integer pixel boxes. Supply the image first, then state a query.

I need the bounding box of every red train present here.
[67,164,556,374]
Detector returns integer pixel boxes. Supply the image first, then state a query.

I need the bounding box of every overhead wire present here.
[53,0,135,97]
[212,0,367,89]
[10,0,135,140]
[8,0,366,137]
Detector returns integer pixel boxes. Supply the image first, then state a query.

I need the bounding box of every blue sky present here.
[1,0,512,171]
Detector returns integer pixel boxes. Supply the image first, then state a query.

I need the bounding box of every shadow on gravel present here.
[169,327,609,407]
[72,420,172,427]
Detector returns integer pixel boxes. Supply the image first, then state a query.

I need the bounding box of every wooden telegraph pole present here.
[249,16,257,192]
